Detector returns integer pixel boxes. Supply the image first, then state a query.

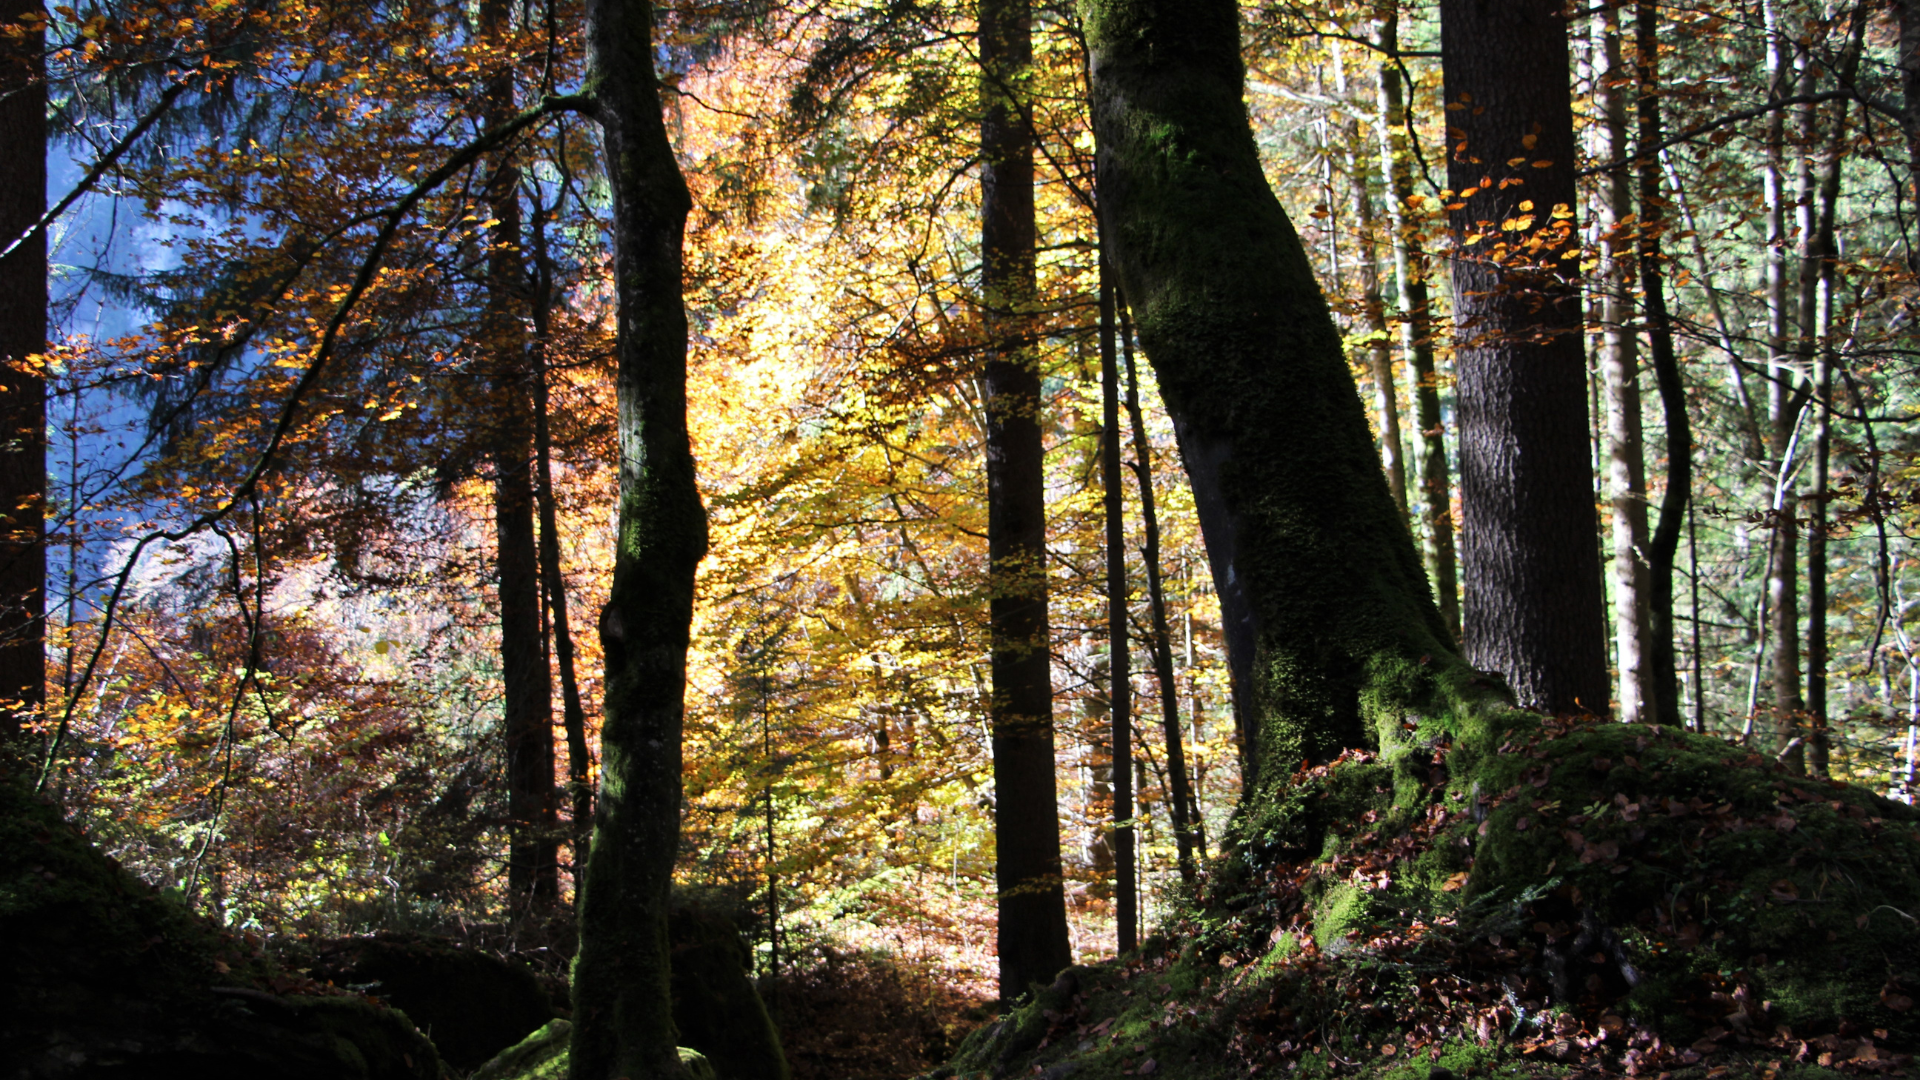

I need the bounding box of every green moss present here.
[471,1023,719,1080]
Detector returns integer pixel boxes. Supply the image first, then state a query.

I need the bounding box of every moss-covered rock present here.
[668,906,788,1080]
[309,932,554,1070]
[0,773,443,1079]
[934,715,1920,1080]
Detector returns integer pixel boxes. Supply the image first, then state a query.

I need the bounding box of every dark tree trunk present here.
[0,0,44,741]
[1800,12,1862,776]
[1100,257,1136,953]
[1082,0,1475,803]
[1376,9,1460,642]
[481,0,557,908]
[529,215,594,868]
[1123,314,1198,882]
[981,0,1070,999]
[1439,0,1609,714]
[1635,0,1692,729]
[1900,0,1920,226]
[572,0,708,1075]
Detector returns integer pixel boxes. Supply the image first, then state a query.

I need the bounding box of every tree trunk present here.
[572,0,708,1075]
[529,215,594,867]
[1439,0,1610,714]
[1100,257,1137,953]
[1122,312,1198,882]
[1591,0,1653,722]
[981,0,1070,998]
[1635,0,1692,728]
[1763,0,1807,771]
[1900,0,1920,226]
[0,0,44,742]
[1335,61,1406,519]
[481,0,557,909]
[1800,11,1864,777]
[1376,7,1460,642]
[1082,0,1474,803]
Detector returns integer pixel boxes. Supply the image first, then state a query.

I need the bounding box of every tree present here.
[479,0,559,909]
[1082,0,1475,798]
[1374,4,1460,642]
[1438,0,1608,714]
[0,0,44,740]
[1590,0,1654,723]
[981,0,1071,998]
[1099,254,1137,951]
[569,0,707,1075]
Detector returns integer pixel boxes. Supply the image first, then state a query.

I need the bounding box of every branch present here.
[3,78,190,262]
[35,89,595,791]
[1578,91,1891,177]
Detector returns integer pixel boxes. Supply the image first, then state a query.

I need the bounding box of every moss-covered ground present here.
[0,769,443,1078]
[940,714,1920,1080]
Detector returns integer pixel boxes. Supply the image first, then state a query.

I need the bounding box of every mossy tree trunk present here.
[1439,0,1609,715]
[0,0,44,742]
[982,0,1071,998]
[1081,0,1475,802]
[571,0,707,1076]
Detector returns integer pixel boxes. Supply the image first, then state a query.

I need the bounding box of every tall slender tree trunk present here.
[529,216,594,866]
[1122,314,1198,881]
[1636,0,1693,728]
[1440,0,1610,714]
[0,0,45,741]
[1100,257,1137,953]
[481,0,557,908]
[1376,6,1460,641]
[1764,0,1808,771]
[572,0,708,1074]
[1801,10,1864,777]
[981,0,1070,998]
[1591,0,1653,721]
[1083,0,1474,802]
[1335,58,1406,518]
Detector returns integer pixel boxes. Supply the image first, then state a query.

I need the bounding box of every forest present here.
[3,0,1920,1077]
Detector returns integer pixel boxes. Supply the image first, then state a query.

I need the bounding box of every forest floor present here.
[943,716,1920,1080]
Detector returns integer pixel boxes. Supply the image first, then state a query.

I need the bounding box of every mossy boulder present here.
[1457,718,1920,1041]
[668,905,788,1080]
[0,773,442,1079]
[938,714,1920,1080]
[310,932,554,1069]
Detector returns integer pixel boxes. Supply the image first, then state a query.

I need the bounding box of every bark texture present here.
[1082,0,1474,802]
[572,1,708,1076]
[0,0,44,738]
[981,0,1071,997]
[1439,0,1609,714]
